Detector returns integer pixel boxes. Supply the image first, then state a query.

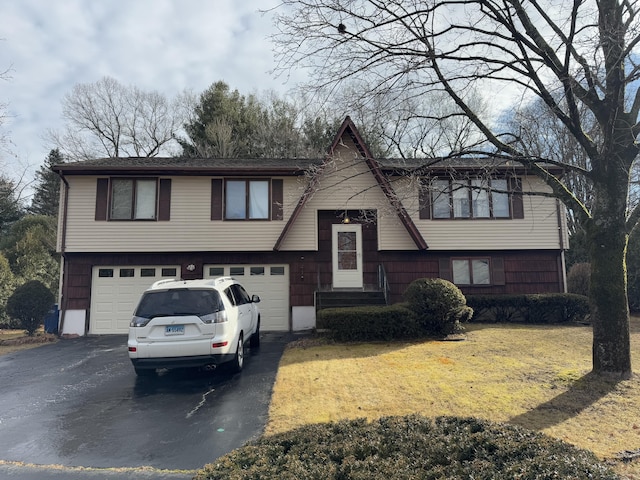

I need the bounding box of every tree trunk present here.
[588,180,632,379]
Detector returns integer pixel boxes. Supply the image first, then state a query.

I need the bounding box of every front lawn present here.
[266,317,640,478]
[0,328,57,356]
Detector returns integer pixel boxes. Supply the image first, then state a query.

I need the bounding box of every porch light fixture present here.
[342,215,350,224]
[186,263,196,271]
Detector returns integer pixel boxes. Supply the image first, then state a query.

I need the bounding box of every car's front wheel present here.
[230,334,244,373]
[249,319,260,349]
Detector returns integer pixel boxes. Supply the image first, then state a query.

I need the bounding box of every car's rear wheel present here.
[230,334,244,373]
[249,319,260,349]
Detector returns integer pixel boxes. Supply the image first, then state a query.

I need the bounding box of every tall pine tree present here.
[29,149,64,217]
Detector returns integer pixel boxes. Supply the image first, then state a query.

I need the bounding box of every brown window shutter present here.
[492,257,506,285]
[419,182,431,219]
[95,178,109,221]
[272,179,283,220]
[158,179,171,221]
[438,257,452,281]
[211,179,223,220]
[510,177,524,219]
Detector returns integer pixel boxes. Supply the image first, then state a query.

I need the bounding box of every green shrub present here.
[317,304,420,341]
[195,415,618,480]
[567,262,591,297]
[6,280,55,336]
[467,293,590,324]
[404,278,472,335]
[0,252,18,328]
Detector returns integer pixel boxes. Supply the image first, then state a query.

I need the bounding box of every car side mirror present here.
[252,294,261,303]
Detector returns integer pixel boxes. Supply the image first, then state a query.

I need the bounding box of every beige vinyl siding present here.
[378,213,417,250]
[407,176,563,250]
[279,140,415,251]
[62,176,299,252]
[379,176,421,250]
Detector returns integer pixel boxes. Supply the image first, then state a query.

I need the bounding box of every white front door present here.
[332,224,363,288]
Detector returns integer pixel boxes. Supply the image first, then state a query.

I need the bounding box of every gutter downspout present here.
[55,171,70,336]
[556,199,568,293]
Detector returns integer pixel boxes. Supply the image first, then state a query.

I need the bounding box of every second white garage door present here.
[204,264,290,331]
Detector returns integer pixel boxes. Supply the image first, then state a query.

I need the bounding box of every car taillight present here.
[128,346,137,352]
[200,310,228,324]
[130,316,151,327]
[212,341,229,348]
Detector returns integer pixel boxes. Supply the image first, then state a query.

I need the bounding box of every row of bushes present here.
[317,278,591,342]
[466,293,590,324]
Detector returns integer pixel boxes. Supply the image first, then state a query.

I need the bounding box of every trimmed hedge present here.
[317,304,420,341]
[195,415,618,480]
[467,293,590,324]
[404,278,473,335]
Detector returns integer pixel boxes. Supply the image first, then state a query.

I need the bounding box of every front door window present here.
[338,231,357,270]
[332,224,363,288]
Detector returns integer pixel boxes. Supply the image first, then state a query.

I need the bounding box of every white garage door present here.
[90,266,180,334]
[204,264,290,331]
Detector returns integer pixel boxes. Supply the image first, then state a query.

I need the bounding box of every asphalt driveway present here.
[0,332,293,479]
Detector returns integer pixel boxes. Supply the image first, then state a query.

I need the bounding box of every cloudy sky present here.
[0,0,302,194]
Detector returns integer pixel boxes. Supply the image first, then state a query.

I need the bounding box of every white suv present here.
[128,277,260,376]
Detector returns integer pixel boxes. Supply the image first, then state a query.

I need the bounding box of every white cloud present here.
[0,0,301,187]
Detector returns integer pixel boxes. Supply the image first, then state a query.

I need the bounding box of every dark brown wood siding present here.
[60,248,563,314]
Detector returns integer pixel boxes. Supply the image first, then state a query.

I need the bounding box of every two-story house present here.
[52,117,568,336]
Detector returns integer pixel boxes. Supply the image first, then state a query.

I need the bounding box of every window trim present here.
[451,257,492,286]
[422,176,522,220]
[109,177,158,221]
[223,178,271,221]
[439,256,505,286]
[95,177,171,222]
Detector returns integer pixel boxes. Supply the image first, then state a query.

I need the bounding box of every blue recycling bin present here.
[44,304,59,334]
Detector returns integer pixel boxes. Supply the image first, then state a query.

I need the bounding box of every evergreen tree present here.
[29,149,64,217]
[0,176,24,235]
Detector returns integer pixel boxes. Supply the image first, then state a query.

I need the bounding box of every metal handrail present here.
[377,264,391,305]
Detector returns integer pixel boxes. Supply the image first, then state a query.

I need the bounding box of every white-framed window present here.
[225,179,269,220]
[452,258,491,285]
[110,178,157,220]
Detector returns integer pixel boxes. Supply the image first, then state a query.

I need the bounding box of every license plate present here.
[165,325,185,335]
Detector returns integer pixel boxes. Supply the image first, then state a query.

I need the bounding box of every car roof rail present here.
[150,278,179,289]
[213,276,235,284]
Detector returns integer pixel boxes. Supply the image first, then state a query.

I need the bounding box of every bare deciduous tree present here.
[274,0,640,377]
[49,76,183,160]
[1,61,13,159]
[503,96,598,237]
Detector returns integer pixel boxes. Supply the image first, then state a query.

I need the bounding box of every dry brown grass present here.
[267,316,640,478]
[0,328,57,355]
